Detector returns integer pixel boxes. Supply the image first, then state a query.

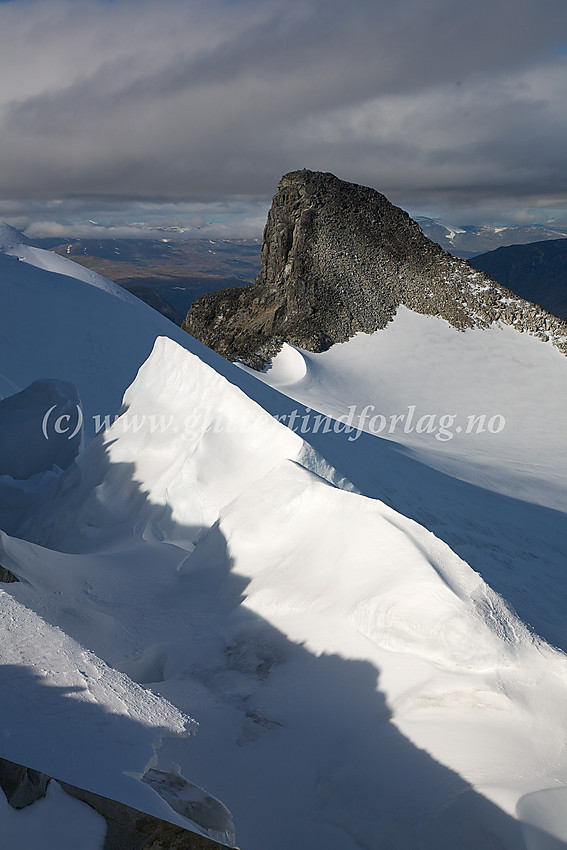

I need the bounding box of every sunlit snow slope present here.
[248,307,567,511]
[1,225,567,850]
[0,222,226,427]
[244,309,567,660]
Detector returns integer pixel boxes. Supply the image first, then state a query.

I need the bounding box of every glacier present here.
[1,225,567,849]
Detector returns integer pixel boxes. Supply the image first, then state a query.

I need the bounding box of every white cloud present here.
[0,198,270,240]
[0,0,566,225]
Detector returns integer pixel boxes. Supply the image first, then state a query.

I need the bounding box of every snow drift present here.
[3,333,567,849]
[1,223,567,849]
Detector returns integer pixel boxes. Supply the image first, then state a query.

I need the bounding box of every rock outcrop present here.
[0,756,231,850]
[0,757,49,808]
[126,286,184,326]
[0,564,19,583]
[183,169,567,368]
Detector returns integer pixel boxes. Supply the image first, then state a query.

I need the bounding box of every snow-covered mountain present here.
[416,216,567,259]
[1,222,567,849]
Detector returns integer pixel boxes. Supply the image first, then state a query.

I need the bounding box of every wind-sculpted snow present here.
[247,305,567,660]
[0,582,196,820]
[517,788,567,849]
[3,334,567,849]
[2,232,567,847]
[259,342,308,386]
[17,336,348,551]
[0,379,82,479]
[248,306,567,511]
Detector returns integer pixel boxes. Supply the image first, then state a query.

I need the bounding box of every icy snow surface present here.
[1,228,567,849]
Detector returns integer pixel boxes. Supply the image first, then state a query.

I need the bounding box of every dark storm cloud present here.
[0,0,565,225]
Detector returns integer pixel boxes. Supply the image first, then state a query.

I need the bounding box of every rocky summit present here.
[183,170,567,368]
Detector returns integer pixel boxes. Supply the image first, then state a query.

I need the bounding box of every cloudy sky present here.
[0,0,566,238]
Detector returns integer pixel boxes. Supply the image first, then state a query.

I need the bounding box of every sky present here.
[0,0,566,239]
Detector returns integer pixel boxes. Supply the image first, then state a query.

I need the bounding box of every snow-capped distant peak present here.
[442,226,466,241]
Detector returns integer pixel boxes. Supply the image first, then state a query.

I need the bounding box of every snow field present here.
[1,226,567,848]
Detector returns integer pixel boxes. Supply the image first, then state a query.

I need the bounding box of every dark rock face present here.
[0,565,19,583]
[60,783,231,850]
[0,755,229,849]
[0,757,49,808]
[183,170,567,368]
[126,286,184,326]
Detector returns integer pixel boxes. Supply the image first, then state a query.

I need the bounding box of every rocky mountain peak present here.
[183,170,567,368]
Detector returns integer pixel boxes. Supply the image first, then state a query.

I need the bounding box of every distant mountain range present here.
[32,217,567,331]
[34,236,260,318]
[469,238,567,319]
[416,217,567,259]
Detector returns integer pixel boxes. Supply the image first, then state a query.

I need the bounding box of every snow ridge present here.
[1,224,567,849]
